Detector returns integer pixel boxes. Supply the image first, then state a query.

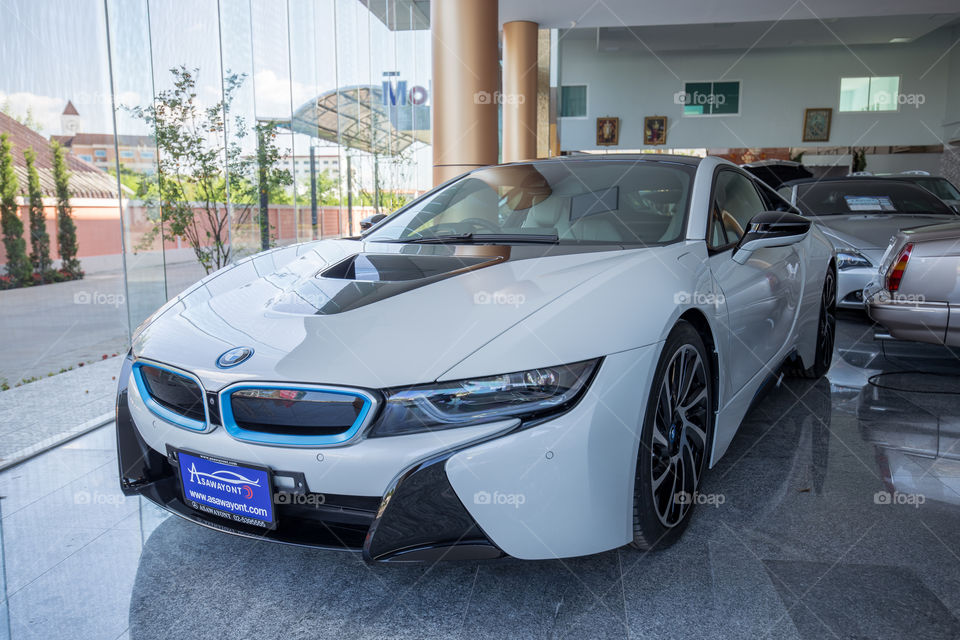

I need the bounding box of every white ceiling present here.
[573,15,960,52]
[499,0,960,29]
[363,0,960,47]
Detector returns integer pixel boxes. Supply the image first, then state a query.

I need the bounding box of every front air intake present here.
[132,362,208,431]
[320,253,493,282]
[219,384,377,446]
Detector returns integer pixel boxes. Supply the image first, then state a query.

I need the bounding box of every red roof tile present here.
[0,112,118,199]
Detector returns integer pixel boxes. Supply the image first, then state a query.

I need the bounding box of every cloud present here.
[252,69,317,119]
[0,90,144,136]
[0,91,66,135]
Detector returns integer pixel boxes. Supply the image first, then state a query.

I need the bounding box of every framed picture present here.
[644,116,667,146]
[802,108,832,142]
[596,117,619,146]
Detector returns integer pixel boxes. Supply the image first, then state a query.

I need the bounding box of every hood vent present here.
[321,253,493,282]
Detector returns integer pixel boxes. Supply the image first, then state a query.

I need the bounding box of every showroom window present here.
[839,76,900,111]
[560,85,587,117]
[681,81,740,116]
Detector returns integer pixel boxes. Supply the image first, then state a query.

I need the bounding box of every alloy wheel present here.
[649,345,710,527]
[818,270,837,371]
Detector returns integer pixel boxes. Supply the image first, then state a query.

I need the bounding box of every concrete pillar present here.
[431,0,499,185]
[502,20,539,163]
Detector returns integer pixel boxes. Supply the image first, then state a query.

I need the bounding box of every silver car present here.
[865,221,960,346]
[778,177,958,308]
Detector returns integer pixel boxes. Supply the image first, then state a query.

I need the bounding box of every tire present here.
[786,267,836,379]
[631,320,713,551]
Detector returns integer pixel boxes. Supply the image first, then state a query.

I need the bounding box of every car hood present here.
[132,239,642,390]
[811,213,958,252]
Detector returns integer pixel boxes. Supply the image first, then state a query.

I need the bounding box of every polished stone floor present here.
[3,311,960,639]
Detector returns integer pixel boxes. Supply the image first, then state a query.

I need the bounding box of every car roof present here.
[890,174,950,181]
[538,154,704,167]
[741,159,804,168]
[779,176,933,188]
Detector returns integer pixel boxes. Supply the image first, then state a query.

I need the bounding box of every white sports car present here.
[117,155,836,562]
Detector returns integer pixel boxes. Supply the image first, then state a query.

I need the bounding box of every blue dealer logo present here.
[217,347,254,368]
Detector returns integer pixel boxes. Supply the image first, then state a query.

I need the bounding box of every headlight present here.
[368,359,601,437]
[836,249,872,270]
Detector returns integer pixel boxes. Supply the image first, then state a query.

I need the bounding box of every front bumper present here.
[836,266,874,309]
[117,344,659,561]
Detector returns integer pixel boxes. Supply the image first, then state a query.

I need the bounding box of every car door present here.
[707,169,804,391]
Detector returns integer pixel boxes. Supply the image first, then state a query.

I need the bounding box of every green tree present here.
[24,148,52,279]
[0,134,31,286]
[851,148,867,173]
[126,66,291,273]
[295,168,340,206]
[51,141,82,278]
[0,101,40,131]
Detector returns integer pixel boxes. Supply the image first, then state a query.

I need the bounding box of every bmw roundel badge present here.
[217,347,254,368]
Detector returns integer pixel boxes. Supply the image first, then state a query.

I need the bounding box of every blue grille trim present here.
[218,383,377,447]
[131,361,209,432]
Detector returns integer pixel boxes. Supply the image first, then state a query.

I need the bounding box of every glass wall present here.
[0,0,431,394]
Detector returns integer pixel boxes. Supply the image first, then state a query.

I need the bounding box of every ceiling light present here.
[889,37,912,43]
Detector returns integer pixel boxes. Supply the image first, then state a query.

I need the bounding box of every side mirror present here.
[732,211,810,264]
[359,213,388,231]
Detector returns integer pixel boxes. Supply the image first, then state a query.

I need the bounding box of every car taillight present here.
[885,243,913,292]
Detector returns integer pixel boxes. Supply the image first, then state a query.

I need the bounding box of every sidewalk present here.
[0,356,122,469]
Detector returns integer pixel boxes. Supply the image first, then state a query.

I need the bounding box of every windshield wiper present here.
[381,233,559,245]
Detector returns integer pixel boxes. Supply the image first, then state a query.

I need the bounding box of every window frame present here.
[838,75,902,113]
[680,80,741,118]
[706,167,769,254]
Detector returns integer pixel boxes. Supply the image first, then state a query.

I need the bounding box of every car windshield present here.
[901,177,960,201]
[364,160,694,245]
[795,180,955,216]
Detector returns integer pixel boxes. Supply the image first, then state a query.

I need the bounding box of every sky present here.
[0,0,434,189]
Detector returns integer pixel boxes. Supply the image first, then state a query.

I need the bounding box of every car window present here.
[910,178,960,201]
[777,186,793,202]
[757,181,793,212]
[365,160,695,246]
[796,180,954,215]
[708,170,766,249]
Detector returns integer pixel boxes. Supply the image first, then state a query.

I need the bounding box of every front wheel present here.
[631,321,713,551]
[787,267,836,379]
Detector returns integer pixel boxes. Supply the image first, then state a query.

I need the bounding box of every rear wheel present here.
[631,321,713,551]
[787,267,836,379]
